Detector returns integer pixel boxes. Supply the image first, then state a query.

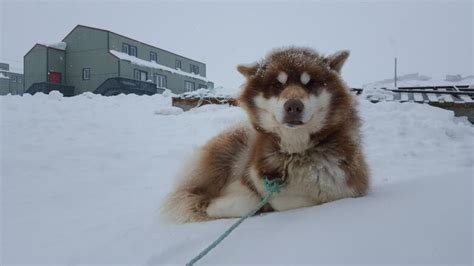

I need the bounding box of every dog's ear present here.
[325,50,350,73]
[237,63,259,78]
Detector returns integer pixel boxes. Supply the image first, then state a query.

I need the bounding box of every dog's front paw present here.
[206,195,260,218]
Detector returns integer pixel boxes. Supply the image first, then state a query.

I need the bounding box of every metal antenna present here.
[394,57,398,88]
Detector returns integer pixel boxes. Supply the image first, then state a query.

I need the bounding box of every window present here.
[198,84,207,89]
[130,46,137,57]
[185,81,195,92]
[175,59,181,69]
[122,43,129,54]
[150,52,158,62]
[134,69,148,81]
[82,68,90,80]
[154,74,167,88]
[122,43,137,57]
[190,64,199,74]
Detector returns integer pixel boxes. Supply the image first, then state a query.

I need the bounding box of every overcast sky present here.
[1,0,472,91]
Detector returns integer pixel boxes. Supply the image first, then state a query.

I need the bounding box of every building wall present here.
[0,71,24,95]
[108,32,206,77]
[23,25,212,96]
[24,45,47,91]
[63,26,119,95]
[47,48,66,84]
[118,61,208,94]
[109,32,208,93]
[0,63,10,71]
[0,77,10,95]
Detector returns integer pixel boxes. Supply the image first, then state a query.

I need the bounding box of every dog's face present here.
[238,47,353,139]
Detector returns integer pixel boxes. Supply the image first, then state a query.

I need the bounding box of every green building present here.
[0,63,24,95]
[24,25,213,96]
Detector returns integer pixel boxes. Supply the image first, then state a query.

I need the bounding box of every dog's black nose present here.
[284,99,304,115]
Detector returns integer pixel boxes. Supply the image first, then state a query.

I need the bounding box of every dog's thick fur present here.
[161,47,369,223]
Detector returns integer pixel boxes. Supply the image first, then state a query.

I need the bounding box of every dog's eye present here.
[304,79,314,87]
[305,79,327,92]
[304,79,317,90]
[271,81,284,90]
[306,82,324,93]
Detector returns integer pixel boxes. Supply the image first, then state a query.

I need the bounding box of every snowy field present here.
[1,91,473,265]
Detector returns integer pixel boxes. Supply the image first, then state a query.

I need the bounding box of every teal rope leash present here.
[186,177,284,266]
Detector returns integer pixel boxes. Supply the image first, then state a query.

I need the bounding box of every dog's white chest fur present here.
[250,153,354,211]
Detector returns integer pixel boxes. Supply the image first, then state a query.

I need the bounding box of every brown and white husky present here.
[161,47,369,223]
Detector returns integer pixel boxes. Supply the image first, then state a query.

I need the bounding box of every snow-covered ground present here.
[1,91,473,265]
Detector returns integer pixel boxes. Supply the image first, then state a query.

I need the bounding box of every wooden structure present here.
[370,85,474,123]
[378,85,473,103]
[350,88,364,95]
[172,95,238,111]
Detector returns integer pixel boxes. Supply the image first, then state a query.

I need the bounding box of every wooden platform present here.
[383,85,473,104]
[172,96,238,111]
[370,85,474,123]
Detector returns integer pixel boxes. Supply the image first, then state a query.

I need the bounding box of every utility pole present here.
[394,57,398,88]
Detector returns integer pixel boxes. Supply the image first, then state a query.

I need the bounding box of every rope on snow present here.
[186,177,284,266]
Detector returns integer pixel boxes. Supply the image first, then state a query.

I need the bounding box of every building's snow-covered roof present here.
[109,50,208,82]
[38,42,67,50]
[0,72,10,79]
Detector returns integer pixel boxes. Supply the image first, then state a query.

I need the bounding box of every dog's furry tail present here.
[160,189,211,223]
[160,124,253,223]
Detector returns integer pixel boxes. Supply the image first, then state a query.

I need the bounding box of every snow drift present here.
[1,92,472,265]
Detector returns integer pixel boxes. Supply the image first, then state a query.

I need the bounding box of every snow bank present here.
[154,106,184,116]
[110,50,208,82]
[362,87,394,102]
[1,92,472,265]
